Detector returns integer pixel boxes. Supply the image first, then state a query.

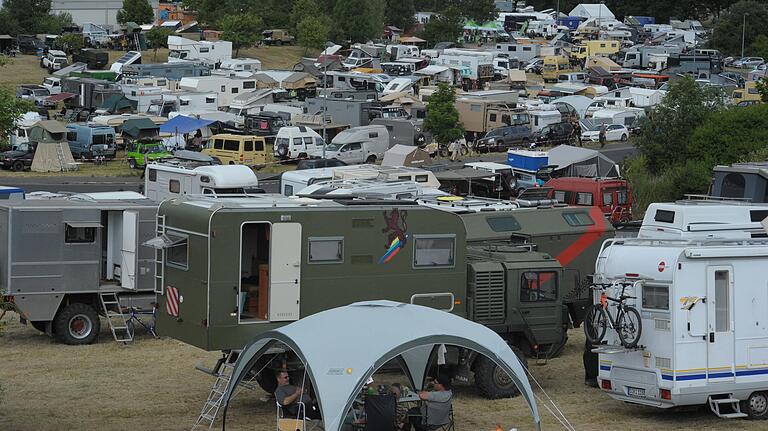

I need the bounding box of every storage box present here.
[507,149,549,172]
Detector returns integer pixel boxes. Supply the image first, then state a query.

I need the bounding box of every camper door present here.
[269,223,302,321]
[120,210,139,290]
[706,266,735,382]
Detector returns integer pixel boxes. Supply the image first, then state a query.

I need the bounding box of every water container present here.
[507,149,548,172]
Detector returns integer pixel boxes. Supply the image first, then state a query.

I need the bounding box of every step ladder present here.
[99,292,133,344]
[708,395,748,419]
[154,215,166,295]
[193,351,241,430]
[55,142,76,172]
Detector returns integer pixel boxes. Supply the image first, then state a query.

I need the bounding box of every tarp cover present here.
[381,145,431,167]
[159,115,215,134]
[548,144,619,177]
[221,301,541,431]
[121,117,160,138]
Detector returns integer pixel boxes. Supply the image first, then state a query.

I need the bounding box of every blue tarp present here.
[159,115,215,134]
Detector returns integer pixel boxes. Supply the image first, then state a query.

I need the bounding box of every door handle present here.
[709,332,715,343]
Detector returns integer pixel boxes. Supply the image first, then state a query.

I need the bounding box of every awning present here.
[47,92,76,102]
[159,115,216,134]
[65,221,103,228]
[143,232,187,250]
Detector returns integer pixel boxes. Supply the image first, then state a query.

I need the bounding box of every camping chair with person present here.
[351,393,397,431]
[275,369,323,431]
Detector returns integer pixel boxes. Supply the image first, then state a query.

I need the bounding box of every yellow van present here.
[203,134,270,166]
[542,56,573,83]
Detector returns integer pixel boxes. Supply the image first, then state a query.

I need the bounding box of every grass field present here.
[0,312,763,431]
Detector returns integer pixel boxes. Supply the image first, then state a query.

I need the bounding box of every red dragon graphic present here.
[382,209,408,248]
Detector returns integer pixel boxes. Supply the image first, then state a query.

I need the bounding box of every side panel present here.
[120,210,138,290]
[269,223,302,321]
[706,266,735,383]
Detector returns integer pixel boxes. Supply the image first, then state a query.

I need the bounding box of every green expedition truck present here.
[152,195,611,398]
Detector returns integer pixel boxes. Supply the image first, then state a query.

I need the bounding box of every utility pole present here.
[322,61,327,159]
[741,13,746,59]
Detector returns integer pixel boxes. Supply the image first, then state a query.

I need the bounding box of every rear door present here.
[120,210,139,290]
[706,266,735,383]
[269,223,302,321]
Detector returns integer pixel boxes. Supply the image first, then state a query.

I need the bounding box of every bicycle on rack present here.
[584,280,643,348]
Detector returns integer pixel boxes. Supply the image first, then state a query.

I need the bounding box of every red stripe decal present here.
[555,207,607,268]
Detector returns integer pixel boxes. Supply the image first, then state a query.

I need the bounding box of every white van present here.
[308,125,389,164]
[273,126,325,159]
[557,72,588,84]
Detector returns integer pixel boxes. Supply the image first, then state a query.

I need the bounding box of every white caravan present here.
[144,164,260,202]
[178,75,260,108]
[594,236,768,419]
[219,58,262,73]
[167,36,232,66]
[280,167,336,196]
[146,91,219,117]
[309,125,390,164]
[638,201,768,240]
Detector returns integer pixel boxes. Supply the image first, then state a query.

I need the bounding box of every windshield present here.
[487,129,502,137]
[325,142,343,151]
[32,89,49,96]
[168,51,186,59]
[142,144,165,154]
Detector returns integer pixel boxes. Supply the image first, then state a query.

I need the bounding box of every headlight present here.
[487,138,495,143]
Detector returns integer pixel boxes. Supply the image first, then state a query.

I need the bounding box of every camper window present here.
[148,168,157,182]
[167,237,188,269]
[244,141,253,151]
[293,138,302,146]
[308,237,344,263]
[206,97,216,104]
[602,192,613,206]
[243,81,255,89]
[232,87,239,94]
[254,140,264,151]
[721,173,746,198]
[169,179,180,194]
[470,104,481,112]
[487,216,522,232]
[654,209,675,223]
[642,284,669,311]
[413,235,455,268]
[489,114,497,122]
[554,190,566,202]
[224,140,240,151]
[415,175,428,182]
[284,185,293,196]
[563,212,594,226]
[65,225,96,244]
[520,271,558,302]
[369,132,379,138]
[715,270,730,332]
[214,139,224,150]
[616,189,628,205]
[575,192,593,205]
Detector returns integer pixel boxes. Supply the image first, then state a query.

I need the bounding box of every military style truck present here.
[152,194,612,398]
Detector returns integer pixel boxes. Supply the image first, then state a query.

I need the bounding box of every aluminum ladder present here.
[99,292,132,344]
[193,351,241,429]
[55,142,76,171]
[154,215,166,295]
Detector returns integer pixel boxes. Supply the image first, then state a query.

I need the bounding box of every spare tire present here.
[277,144,289,158]
[414,133,427,147]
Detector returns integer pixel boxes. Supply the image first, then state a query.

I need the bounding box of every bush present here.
[688,104,768,166]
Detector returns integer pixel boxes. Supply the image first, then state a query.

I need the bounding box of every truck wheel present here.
[277,144,289,158]
[128,159,137,169]
[473,347,527,399]
[54,303,101,345]
[741,391,768,420]
[11,161,24,172]
[275,40,283,46]
[365,155,376,164]
[438,146,449,158]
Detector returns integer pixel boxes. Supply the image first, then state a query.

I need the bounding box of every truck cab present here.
[546,177,632,223]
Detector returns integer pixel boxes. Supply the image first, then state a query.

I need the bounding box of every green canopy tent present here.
[100,94,136,114]
[121,117,160,140]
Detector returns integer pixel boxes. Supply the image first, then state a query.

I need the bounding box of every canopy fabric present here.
[462,20,505,32]
[553,95,594,118]
[122,117,159,138]
[399,36,426,44]
[382,145,431,167]
[548,144,619,177]
[159,115,215,134]
[101,94,135,112]
[221,301,541,431]
[46,92,77,102]
[434,167,496,181]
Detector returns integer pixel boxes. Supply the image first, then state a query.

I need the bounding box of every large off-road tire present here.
[128,158,137,169]
[741,391,768,420]
[414,133,427,147]
[473,347,528,399]
[54,303,101,345]
[11,161,25,172]
[365,155,376,164]
[277,144,289,158]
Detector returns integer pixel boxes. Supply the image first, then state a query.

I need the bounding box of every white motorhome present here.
[309,125,389,164]
[219,58,262,73]
[280,164,440,196]
[435,49,495,82]
[145,91,219,117]
[178,75,260,108]
[280,167,336,196]
[592,108,645,128]
[144,163,260,202]
[226,89,276,118]
[167,36,232,66]
[273,126,324,159]
[381,77,417,96]
[385,44,420,60]
[594,235,768,419]
[530,110,562,133]
[325,71,391,92]
[638,201,768,240]
[8,112,43,150]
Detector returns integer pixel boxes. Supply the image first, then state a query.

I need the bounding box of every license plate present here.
[627,387,646,398]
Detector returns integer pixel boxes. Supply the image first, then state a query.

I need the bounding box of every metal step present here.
[708,395,748,419]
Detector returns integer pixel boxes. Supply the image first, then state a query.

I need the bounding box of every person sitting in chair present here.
[405,374,453,430]
[274,370,321,420]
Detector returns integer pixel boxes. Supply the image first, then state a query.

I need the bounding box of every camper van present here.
[280,167,336,196]
[144,163,260,201]
[202,134,270,166]
[637,201,768,240]
[273,126,324,160]
[594,235,768,419]
[65,123,118,160]
[572,40,620,60]
[546,177,632,223]
[309,125,389,164]
[167,36,232,66]
[178,75,260,108]
[542,56,572,83]
[219,58,262,73]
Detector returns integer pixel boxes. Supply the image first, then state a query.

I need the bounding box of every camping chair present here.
[276,400,323,431]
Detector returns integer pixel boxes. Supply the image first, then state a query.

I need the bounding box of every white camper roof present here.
[639,201,768,239]
[193,165,259,187]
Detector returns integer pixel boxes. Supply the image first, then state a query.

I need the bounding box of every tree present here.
[218,13,263,57]
[146,27,173,61]
[419,7,463,47]
[57,33,84,54]
[117,0,154,25]
[385,0,416,31]
[423,83,465,146]
[0,88,35,150]
[290,0,322,31]
[333,0,385,43]
[449,0,496,23]
[688,103,768,166]
[297,15,332,52]
[756,77,768,102]
[750,34,768,61]
[634,76,725,173]
[711,0,768,55]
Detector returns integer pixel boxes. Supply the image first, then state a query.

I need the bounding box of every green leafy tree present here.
[750,34,768,61]
[0,88,35,150]
[297,15,331,52]
[385,0,416,31]
[423,83,465,146]
[0,0,51,34]
[756,77,768,102]
[218,13,263,57]
[146,27,173,61]
[117,0,154,25]
[449,0,496,23]
[634,76,725,173]
[332,0,385,43]
[419,7,463,47]
[711,0,768,55]
[688,103,768,166]
[290,0,322,31]
[57,33,84,54]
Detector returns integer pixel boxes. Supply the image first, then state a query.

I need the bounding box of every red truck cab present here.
[545,177,632,223]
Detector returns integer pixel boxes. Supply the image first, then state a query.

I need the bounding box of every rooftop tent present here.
[548,144,619,178]
[159,115,215,134]
[28,120,68,143]
[381,145,431,167]
[221,301,541,431]
[122,117,160,139]
[100,94,136,114]
[28,121,77,172]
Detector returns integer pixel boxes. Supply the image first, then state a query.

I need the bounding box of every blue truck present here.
[66,123,118,160]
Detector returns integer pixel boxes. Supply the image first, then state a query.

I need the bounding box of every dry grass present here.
[0,150,140,178]
[0,312,763,431]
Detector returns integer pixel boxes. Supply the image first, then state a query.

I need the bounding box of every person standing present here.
[598,123,607,148]
[573,120,582,147]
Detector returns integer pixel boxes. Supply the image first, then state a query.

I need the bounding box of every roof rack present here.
[679,194,753,204]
